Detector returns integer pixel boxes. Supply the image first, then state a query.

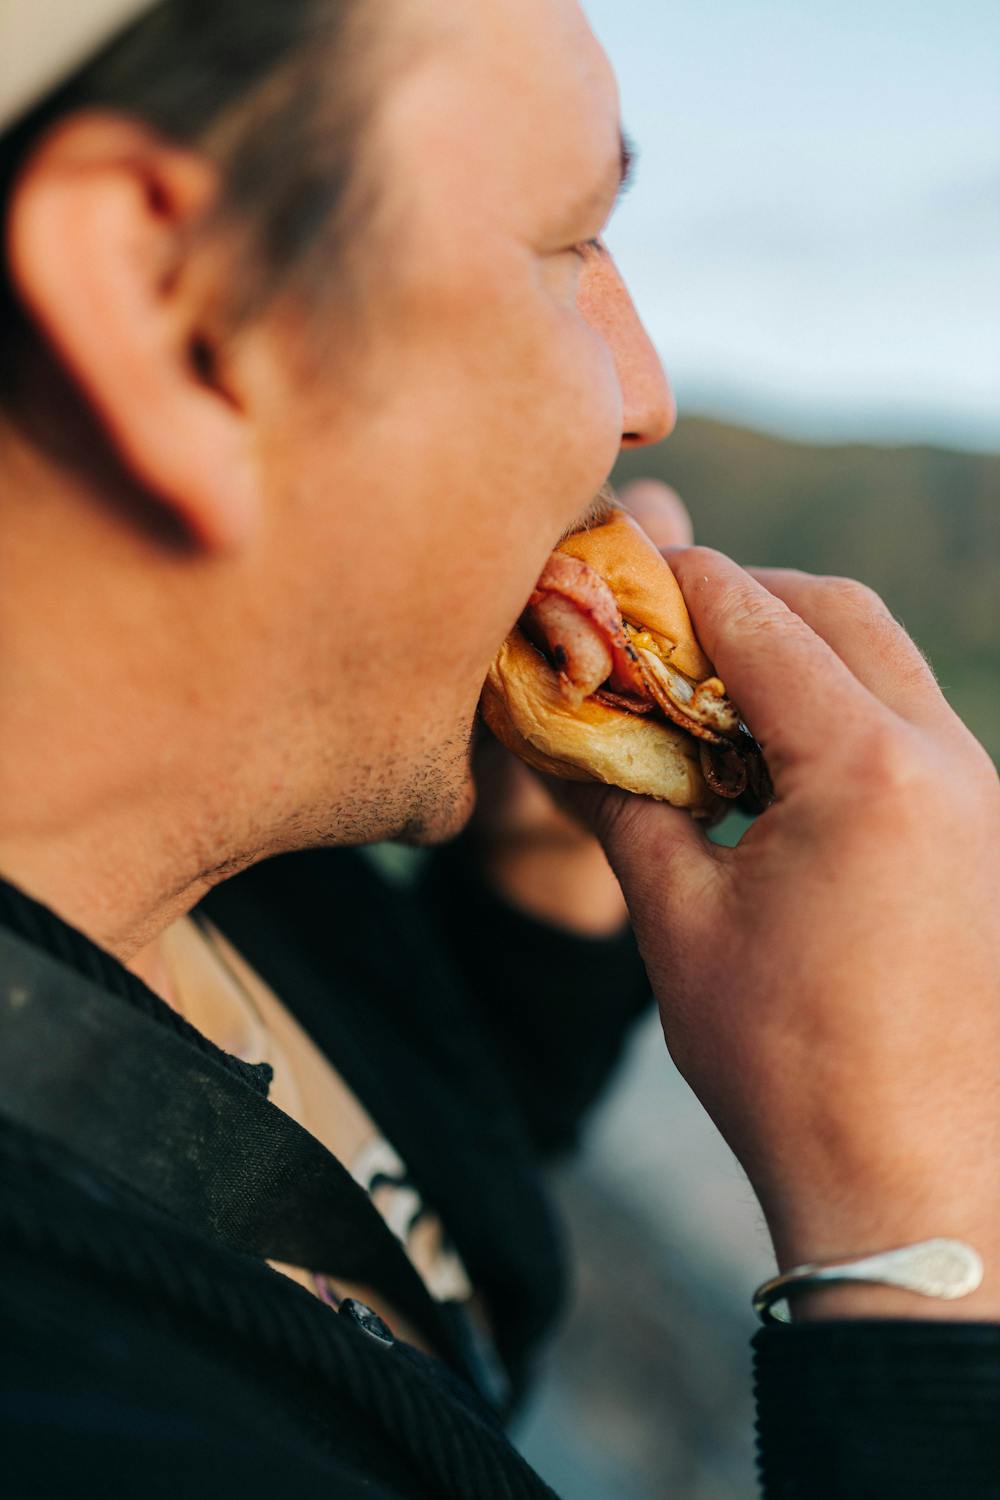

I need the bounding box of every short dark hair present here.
[0,0,375,403]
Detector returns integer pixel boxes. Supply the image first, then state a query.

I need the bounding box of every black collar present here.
[0,873,272,1096]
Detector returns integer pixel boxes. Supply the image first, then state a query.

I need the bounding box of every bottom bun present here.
[482,629,721,817]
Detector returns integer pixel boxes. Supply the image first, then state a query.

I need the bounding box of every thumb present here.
[545,777,717,906]
[556,782,724,982]
[618,479,694,549]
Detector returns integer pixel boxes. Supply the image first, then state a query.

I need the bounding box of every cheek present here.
[532,305,624,500]
[269,252,625,737]
[385,261,623,603]
[417,332,619,697]
[372,233,625,524]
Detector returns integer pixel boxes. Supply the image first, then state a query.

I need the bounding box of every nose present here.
[577,249,676,448]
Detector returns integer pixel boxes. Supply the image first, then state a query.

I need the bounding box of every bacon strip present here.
[525,592,613,704]
[524,549,772,809]
[593,688,657,716]
[526,553,649,701]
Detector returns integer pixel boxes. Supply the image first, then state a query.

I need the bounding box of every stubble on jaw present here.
[263,724,479,854]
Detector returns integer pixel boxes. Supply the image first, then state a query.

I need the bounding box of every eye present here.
[569,237,604,261]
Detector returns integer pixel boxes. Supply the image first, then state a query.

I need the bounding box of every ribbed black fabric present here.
[0,1122,557,1500]
[753,1322,1000,1497]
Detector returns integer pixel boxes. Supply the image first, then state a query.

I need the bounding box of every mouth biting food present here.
[481,489,771,818]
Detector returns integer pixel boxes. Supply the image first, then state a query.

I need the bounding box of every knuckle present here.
[821,575,890,621]
[960,737,1000,804]
[715,584,793,641]
[822,577,943,698]
[851,721,929,802]
[682,544,726,573]
[893,639,941,698]
[866,610,939,690]
[773,567,813,591]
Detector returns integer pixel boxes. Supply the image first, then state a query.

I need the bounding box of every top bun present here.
[557,510,712,681]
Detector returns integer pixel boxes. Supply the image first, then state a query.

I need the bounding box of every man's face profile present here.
[255,0,672,843]
[0,0,672,948]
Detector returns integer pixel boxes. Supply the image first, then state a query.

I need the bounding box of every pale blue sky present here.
[585,0,1000,450]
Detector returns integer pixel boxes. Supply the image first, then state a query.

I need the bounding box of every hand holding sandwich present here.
[566,548,1000,1320]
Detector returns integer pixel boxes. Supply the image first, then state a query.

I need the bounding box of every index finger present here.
[668,546,883,769]
[746,567,952,730]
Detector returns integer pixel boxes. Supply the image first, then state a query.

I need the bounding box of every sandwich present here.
[481,490,771,818]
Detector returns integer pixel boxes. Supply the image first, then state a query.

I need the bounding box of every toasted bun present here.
[482,629,721,816]
[557,510,712,680]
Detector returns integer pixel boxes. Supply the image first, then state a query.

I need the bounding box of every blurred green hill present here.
[614,417,1000,762]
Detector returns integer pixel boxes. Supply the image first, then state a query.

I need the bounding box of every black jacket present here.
[2,849,999,1498]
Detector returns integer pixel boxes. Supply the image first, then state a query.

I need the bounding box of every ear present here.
[5,112,261,552]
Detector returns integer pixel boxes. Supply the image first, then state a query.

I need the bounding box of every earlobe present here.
[6,112,262,554]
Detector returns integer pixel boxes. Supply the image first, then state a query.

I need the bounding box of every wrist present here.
[764,1207,1000,1324]
[733,1095,1000,1324]
[787,1279,1000,1323]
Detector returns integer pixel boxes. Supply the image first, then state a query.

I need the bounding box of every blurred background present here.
[513,2,1000,1496]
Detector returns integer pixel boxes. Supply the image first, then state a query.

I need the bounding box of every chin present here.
[384,715,480,847]
[395,767,477,847]
[296,723,478,852]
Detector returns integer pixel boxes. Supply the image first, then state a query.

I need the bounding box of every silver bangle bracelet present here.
[753,1237,983,1325]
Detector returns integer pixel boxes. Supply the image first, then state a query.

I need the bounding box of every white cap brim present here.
[0,0,159,134]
